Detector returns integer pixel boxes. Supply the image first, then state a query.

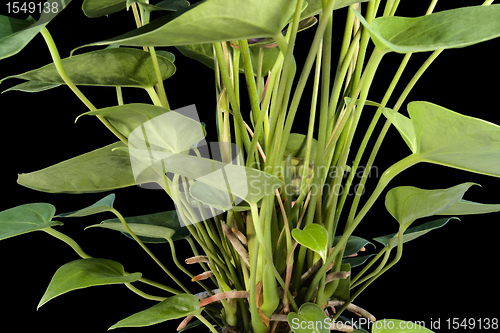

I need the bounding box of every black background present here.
[0,1,499,332]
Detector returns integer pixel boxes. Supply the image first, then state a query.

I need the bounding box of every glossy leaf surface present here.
[292,224,328,261]
[17,142,136,193]
[287,302,330,333]
[354,5,500,53]
[0,203,61,241]
[372,319,434,333]
[79,0,298,48]
[385,183,475,227]
[57,194,115,218]
[98,211,190,243]
[2,48,175,88]
[77,104,170,138]
[38,258,141,309]
[109,294,202,329]
[374,217,458,249]
[0,1,71,60]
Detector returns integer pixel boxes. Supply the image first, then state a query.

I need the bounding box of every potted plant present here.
[1,0,499,332]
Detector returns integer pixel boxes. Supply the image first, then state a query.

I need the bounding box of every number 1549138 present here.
[6,2,59,14]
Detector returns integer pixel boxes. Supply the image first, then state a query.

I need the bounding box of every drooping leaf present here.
[109,294,202,329]
[374,217,458,249]
[77,0,298,49]
[57,194,115,218]
[287,302,331,333]
[353,5,500,54]
[437,199,500,216]
[17,142,137,194]
[86,222,175,240]
[372,319,435,333]
[96,210,190,243]
[0,203,62,241]
[332,235,373,257]
[76,104,170,139]
[0,1,71,60]
[1,48,175,88]
[385,183,476,227]
[385,101,500,177]
[292,224,328,261]
[38,258,141,309]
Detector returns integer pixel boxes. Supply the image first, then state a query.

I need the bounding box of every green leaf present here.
[38,258,141,309]
[86,222,175,240]
[96,210,190,243]
[0,203,62,241]
[76,103,170,138]
[372,319,434,333]
[332,235,373,257]
[109,294,202,329]
[342,254,375,268]
[353,5,500,54]
[287,302,330,333]
[2,81,61,93]
[380,107,416,153]
[82,0,127,18]
[17,142,137,194]
[385,183,476,227]
[386,101,500,177]
[0,1,71,60]
[292,224,328,261]
[77,0,298,49]
[57,194,115,218]
[300,0,370,20]
[127,0,190,12]
[437,199,500,216]
[284,133,318,164]
[374,217,458,249]
[1,48,175,88]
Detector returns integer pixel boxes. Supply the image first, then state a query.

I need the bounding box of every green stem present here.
[145,86,163,106]
[116,86,124,105]
[149,46,170,109]
[110,208,191,294]
[195,314,219,333]
[303,154,419,302]
[124,283,167,301]
[39,28,128,146]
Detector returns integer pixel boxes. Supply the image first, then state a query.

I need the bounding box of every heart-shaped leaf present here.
[385,101,500,177]
[109,294,202,329]
[56,194,115,218]
[287,302,330,333]
[353,5,500,54]
[0,0,71,60]
[0,203,62,241]
[17,142,137,194]
[374,217,458,249]
[86,222,175,240]
[292,224,328,261]
[97,210,190,243]
[76,104,170,139]
[38,258,141,309]
[1,48,175,88]
[385,183,476,227]
[77,0,298,49]
[372,319,435,333]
